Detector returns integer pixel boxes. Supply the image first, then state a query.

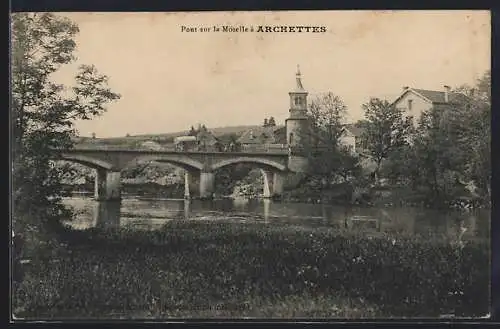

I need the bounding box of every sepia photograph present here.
[10,10,491,320]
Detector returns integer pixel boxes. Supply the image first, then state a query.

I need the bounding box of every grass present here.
[12,220,489,319]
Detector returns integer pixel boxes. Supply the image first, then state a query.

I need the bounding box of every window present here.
[289,132,294,145]
[295,96,304,106]
[408,99,413,111]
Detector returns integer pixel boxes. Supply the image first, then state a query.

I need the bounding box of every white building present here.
[391,85,470,126]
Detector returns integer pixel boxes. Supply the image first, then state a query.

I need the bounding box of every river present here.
[62,196,490,242]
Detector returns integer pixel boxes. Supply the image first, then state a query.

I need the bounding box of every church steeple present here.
[285,65,311,170]
[295,65,305,92]
[288,64,308,118]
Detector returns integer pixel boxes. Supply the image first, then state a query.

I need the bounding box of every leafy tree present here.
[448,72,491,201]
[188,125,197,136]
[398,72,489,206]
[407,106,470,205]
[226,133,241,152]
[360,98,412,183]
[11,13,120,237]
[308,92,347,149]
[377,71,490,207]
[303,93,361,187]
[268,116,276,127]
[263,118,268,127]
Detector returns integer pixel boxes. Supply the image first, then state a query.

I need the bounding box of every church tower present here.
[285,65,310,172]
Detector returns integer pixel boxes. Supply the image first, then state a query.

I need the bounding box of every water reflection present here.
[94,201,121,229]
[263,199,270,221]
[184,200,190,220]
[62,196,490,240]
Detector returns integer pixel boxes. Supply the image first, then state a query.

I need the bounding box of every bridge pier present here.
[184,171,192,199]
[262,170,285,198]
[199,171,215,199]
[272,172,284,197]
[94,169,121,201]
[262,170,273,198]
[94,200,121,229]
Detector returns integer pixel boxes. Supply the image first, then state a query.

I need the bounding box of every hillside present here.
[74,125,284,145]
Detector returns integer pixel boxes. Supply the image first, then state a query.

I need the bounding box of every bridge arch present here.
[123,155,204,172]
[59,154,115,170]
[211,157,287,172]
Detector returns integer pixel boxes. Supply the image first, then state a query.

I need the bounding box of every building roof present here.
[237,125,284,144]
[174,136,197,143]
[140,141,164,150]
[273,126,287,144]
[197,130,219,145]
[343,123,365,137]
[412,88,469,104]
[393,87,470,106]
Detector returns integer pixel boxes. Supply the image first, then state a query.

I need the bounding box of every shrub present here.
[14,221,489,318]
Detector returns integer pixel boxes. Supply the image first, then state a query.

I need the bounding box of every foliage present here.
[262,116,277,128]
[188,126,197,136]
[14,222,489,318]
[360,98,413,181]
[308,92,347,148]
[368,71,490,207]
[214,164,254,196]
[303,93,362,188]
[11,13,120,234]
[452,73,491,202]
[388,71,491,206]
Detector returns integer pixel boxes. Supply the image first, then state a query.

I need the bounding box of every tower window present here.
[408,99,413,111]
[289,132,294,145]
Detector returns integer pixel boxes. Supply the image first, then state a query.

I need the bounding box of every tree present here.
[263,118,268,127]
[306,92,348,150]
[304,93,360,186]
[188,126,197,136]
[447,71,491,202]
[11,13,120,236]
[268,116,276,127]
[360,98,412,183]
[406,107,470,205]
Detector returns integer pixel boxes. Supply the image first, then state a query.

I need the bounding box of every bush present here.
[14,221,489,318]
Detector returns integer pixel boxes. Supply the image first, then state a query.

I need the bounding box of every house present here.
[174,135,198,151]
[339,123,366,154]
[140,140,164,151]
[237,125,285,145]
[237,125,287,151]
[175,128,223,151]
[391,85,470,125]
[196,129,222,151]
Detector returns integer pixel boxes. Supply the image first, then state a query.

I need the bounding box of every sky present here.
[48,11,490,138]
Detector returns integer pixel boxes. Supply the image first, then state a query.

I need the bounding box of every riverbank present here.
[64,182,488,210]
[13,220,489,319]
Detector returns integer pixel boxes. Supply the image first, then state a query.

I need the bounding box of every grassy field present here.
[12,220,489,319]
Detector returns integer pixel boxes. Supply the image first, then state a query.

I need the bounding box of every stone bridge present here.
[57,146,308,201]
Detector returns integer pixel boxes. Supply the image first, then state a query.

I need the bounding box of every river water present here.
[62,196,490,242]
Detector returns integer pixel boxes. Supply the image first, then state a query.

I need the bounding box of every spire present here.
[295,64,305,92]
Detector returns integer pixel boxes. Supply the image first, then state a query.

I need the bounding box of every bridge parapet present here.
[71,144,289,155]
[58,147,290,173]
